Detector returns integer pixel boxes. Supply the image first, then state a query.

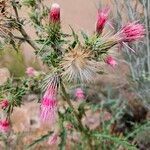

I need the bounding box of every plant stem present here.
[12,0,39,51]
[60,81,93,150]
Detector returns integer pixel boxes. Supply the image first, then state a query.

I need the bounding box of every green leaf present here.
[81,31,89,42]
[126,121,150,139]
[92,132,137,150]
[26,131,53,149]
[69,26,79,48]
[22,0,36,7]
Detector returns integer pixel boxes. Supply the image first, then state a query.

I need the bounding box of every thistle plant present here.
[113,0,150,105]
[0,0,146,149]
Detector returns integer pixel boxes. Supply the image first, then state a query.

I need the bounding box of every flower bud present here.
[0,99,9,109]
[96,7,110,34]
[49,3,60,23]
[26,67,36,77]
[75,88,85,100]
[105,56,117,68]
[0,119,10,133]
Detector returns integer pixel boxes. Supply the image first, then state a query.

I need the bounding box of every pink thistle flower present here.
[96,7,110,34]
[116,22,145,42]
[105,56,117,68]
[75,88,85,100]
[40,75,59,124]
[40,89,57,124]
[48,133,58,145]
[49,3,60,23]
[0,99,9,109]
[0,119,10,133]
[26,67,36,77]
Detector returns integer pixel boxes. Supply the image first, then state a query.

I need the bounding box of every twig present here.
[12,0,39,50]
[0,32,26,41]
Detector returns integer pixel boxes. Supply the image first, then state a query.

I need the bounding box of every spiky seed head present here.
[61,48,99,83]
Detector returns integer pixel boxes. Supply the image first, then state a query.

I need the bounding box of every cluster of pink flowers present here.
[49,3,60,23]
[96,7,110,34]
[95,7,145,66]
[96,8,144,42]
[0,99,9,109]
[0,119,10,133]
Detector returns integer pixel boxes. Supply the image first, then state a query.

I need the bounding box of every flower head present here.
[96,7,110,34]
[40,75,59,124]
[75,88,85,100]
[105,56,117,68]
[61,48,99,83]
[0,119,10,133]
[48,133,58,145]
[49,3,60,23]
[116,22,145,42]
[40,95,57,124]
[0,99,9,109]
[26,67,36,77]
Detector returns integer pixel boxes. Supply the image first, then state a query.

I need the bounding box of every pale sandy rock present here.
[11,101,53,132]
[0,68,10,85]
[11,102,40,132]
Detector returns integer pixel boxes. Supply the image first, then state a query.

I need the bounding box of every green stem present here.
[60,82,93,150]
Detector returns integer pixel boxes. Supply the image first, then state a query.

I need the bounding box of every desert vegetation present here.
[0,0,149,149]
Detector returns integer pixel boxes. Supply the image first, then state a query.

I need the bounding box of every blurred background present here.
[0,0,150,149]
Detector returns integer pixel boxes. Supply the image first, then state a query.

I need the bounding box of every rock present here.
[0,68,10,85]
[11,102,41,132]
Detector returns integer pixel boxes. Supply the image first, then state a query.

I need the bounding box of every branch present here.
[12,0,39,50]
[0,32,26,41]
